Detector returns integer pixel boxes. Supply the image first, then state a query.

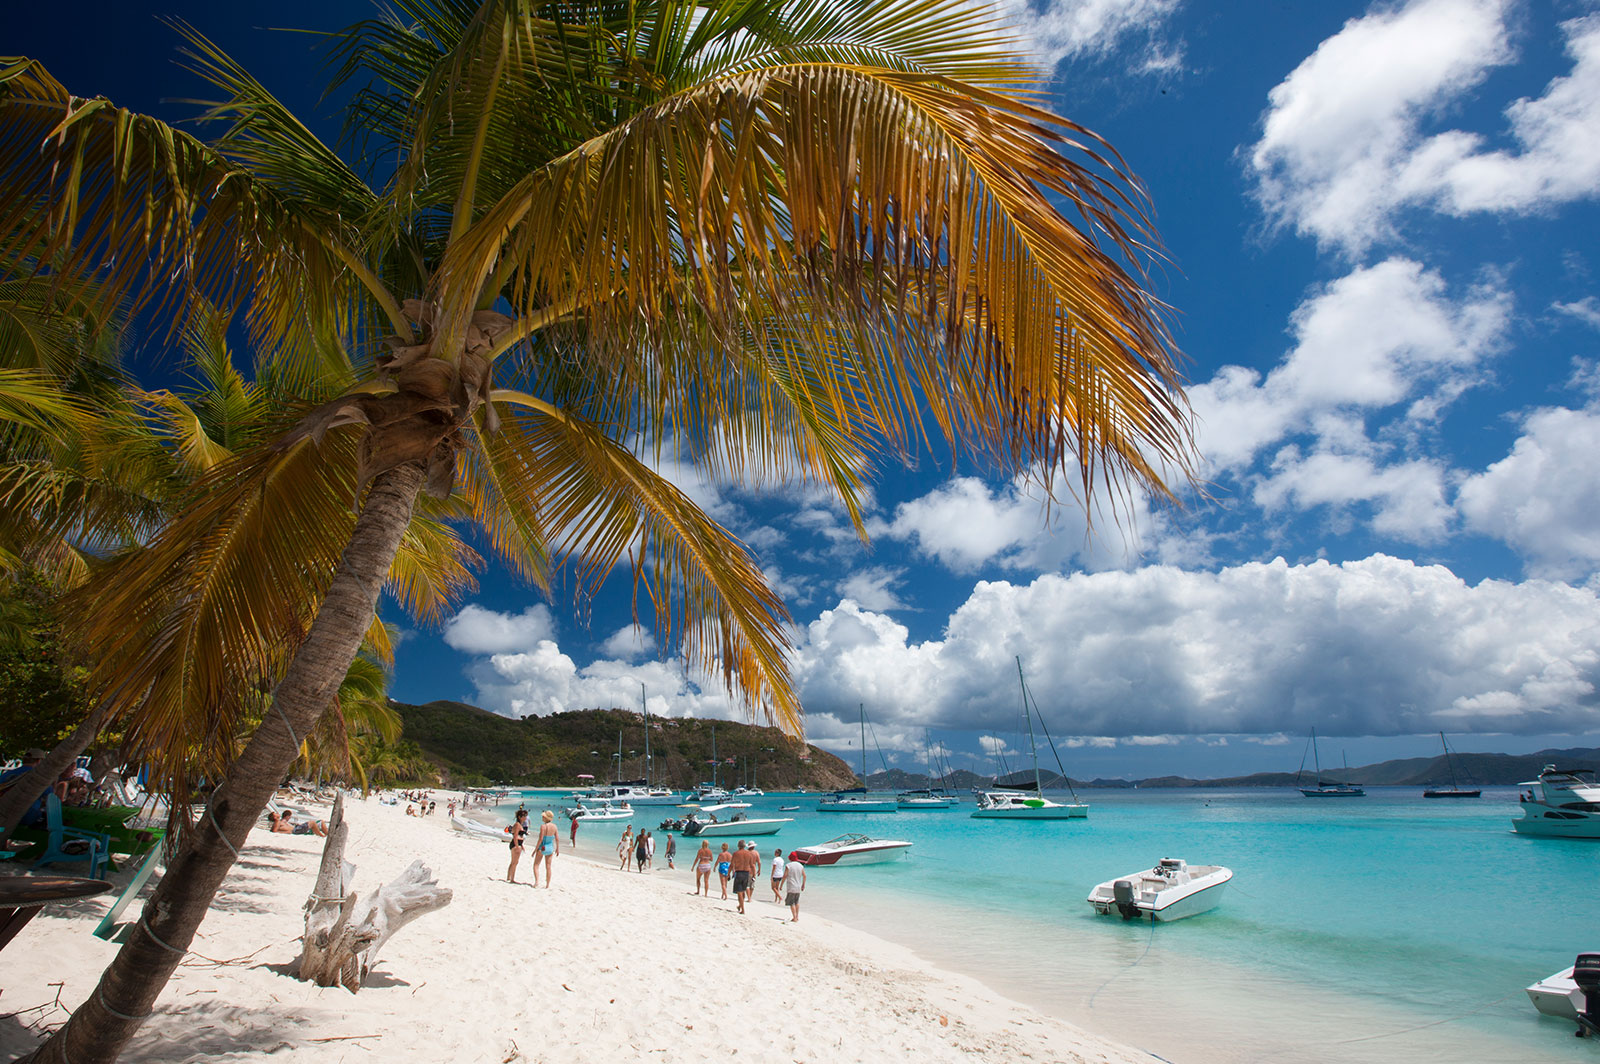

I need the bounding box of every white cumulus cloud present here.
[442,604,557,655]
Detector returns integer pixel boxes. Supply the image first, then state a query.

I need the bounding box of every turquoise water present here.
[491,788,1597,1063]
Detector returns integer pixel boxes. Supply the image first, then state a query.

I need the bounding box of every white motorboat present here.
[971,789,1088,818]
[896,789,959,809]
[791,833,912,866]
[682,816,792,837]
[561,799,635,822]
[732,786,765,797]
[694,801,751,816]
[1087,858,1233,921]
[1512,765,1600,838]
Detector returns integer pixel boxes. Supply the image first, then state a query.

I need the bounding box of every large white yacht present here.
[1512,765,1600,838]
[971,789,1088,819]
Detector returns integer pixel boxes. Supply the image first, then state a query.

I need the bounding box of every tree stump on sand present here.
[297,793,452,991]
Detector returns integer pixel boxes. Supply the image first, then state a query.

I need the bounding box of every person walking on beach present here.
[693,840,714,896]
[617,826,634,871]
[569,813,579,848]
[635,830,649,872]
[665,833,676,870]
[506,809,529,883]
[532,809,560,887]
[644,830,656,870]
[716,842,733,899]
[781,851,807,922]
[770,847,785,903]
[729,840,759,913]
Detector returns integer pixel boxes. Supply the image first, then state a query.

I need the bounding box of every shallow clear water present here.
[490,787,1597,1063]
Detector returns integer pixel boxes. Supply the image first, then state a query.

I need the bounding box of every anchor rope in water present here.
[1087,911,1157,1009]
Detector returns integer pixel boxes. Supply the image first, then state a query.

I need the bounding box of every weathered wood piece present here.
[297,794,451,991]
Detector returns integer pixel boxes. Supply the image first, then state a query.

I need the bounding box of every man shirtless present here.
[729,840,761,914]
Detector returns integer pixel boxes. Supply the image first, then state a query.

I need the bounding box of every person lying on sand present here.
[267,810,329,836]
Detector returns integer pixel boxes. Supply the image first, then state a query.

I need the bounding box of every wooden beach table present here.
[0,873,113,950]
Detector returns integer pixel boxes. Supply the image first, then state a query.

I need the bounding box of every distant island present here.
[865,747,1600,791]
[390,700,858,790]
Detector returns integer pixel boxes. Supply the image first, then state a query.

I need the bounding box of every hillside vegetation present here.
[391,700,857,790]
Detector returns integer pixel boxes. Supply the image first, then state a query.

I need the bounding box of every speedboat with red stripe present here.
[790,833,912,866]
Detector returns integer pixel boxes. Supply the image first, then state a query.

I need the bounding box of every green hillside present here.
[390,700,857,790]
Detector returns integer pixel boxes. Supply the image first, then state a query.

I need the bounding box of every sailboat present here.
[1297,728,1365,797]
[1422,732,1481,798]
[971,658,1088,819]
[817,705,899,812]
[898,733,959,809]
[689,723,733,802]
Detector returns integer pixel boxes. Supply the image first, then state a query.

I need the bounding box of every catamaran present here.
[972,658,1088,820]
[818,704,898,812]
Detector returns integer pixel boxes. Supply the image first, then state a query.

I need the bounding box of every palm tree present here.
[1,2,1192,1060]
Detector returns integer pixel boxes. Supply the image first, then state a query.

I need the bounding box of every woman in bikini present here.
[693,840,715,896]
[506,809,529,883]
[716,842,733,900]
[532,809,560,887]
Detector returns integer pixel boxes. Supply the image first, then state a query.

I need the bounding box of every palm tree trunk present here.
[20,460,426,1064]
[0,704,110,838]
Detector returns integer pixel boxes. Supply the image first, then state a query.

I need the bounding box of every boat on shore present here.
[1297,728,1365,797]
[1087,858,1233,922]
[449,813,511,841]
[1422,732,1481,798]
[791,833,912,866]
[1512,766,1600,838]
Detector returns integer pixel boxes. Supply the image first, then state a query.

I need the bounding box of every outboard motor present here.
[1572,953,1600,1037]
[1112,879,1140,920]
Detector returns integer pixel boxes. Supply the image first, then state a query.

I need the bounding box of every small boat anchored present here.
[791,833,912,866]
[817,704,899,813]
[1087,858,1233,922]
[1527,953,1600,1036]
[1296,728,1365,797]
[1422,731,1480,798]
[971,658,1088,820]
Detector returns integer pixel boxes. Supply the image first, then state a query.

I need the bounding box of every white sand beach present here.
[1,799,1153,1064]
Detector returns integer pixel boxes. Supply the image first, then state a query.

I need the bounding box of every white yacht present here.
[593,780,680,806]
[895,789,959,810]
[1087,858,1233,921]
[561,799,635,822]
[1512,765,1600,838]
[682,816,791,837]
[971,789,1088,819]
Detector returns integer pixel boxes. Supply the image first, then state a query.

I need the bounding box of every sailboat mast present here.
[1442,731,1459,789]
[1016,657,1044,797]
[641,684,650,787]
[1312,726,1323,784]
[859,703,868,786]
[711,723,718,789]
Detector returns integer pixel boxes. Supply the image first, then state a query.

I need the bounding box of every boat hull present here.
[1512,809,1600,838]
[816,800,899,813]
[683,818,792,837]
[1299,788,1365,797]
[971,804,1088,819]
[793,837,912,866]
[1527,967,1585,1019]
[1422,789,1481,798]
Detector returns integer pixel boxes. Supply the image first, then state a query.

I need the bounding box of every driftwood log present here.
[297,793,452,991]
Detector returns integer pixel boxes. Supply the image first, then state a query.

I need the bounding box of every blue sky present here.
[14,0,1600,778]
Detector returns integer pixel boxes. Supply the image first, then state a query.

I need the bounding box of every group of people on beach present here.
[506,808,560,886]
[688,838,806,921]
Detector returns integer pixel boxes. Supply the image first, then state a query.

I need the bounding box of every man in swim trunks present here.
[729,839,759,913]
